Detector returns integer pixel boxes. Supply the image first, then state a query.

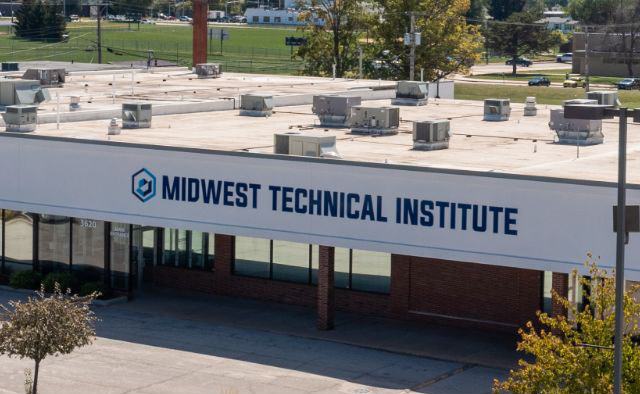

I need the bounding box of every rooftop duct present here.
[413,120,450,150]
[195,63,222,79]
[0,80,49,107]
[392,81,428,106]
[274,132,340,158]
[312,95,361,127]
[2,105,37,132]
[22,68,65,87]
[240,94,274,117]
[549,108,603,145]
[483,99,511,121]
[586,91,620,107]
[524,97,537,116]
[122,103,152,129]
[350,106,400,135]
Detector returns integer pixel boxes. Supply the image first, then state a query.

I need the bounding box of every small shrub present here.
[79,281,104,298]
[9,271,42,290]
[42,272,77,293]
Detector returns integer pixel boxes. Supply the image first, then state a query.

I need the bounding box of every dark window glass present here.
[191,231,206,269]
[72,218,105,282]
[272,240,309,283]
[351,250,390,293]
[110,222,130,291]
[4,211,34,273]
[234,236,270,278]
[207,233,215,269]
[334,247,350,289]
[38,215,70,273]
[163,228,176,266]
[176,229,188,267]
[311,245,319,284]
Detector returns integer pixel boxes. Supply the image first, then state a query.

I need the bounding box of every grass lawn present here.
[455,83,640,108]
[471,69,622,86]
[0,22,304,74]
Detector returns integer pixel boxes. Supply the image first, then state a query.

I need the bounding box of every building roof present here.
[11,67,640,185]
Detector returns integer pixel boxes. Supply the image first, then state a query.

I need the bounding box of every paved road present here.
[0,289,509,393]
[470,61,571,75]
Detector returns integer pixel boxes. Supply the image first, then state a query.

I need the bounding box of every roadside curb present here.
[0,285,128,307]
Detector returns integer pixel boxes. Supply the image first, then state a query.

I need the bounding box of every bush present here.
[79,281,104,298]
[42,272,78,293]
[9,270,42,290]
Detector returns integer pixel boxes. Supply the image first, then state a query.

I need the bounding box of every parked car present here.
[505,57,532,67]
[141,19,155,24]
[231,15,247,23]
[179,15,192,22]
[528,76,551,86]
[556,53,572,63]
[563,75,585,88]
[617,78,640,90]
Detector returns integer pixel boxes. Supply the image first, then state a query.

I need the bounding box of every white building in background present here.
[244,7,324,26]
[536,5,578,33]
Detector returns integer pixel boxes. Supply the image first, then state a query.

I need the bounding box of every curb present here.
[0,285,128,307]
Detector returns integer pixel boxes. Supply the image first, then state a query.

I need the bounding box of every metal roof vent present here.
[586,91,620,107]
[22,68,65,87]
[240,94,273,117]
[549,108,603,145]
[195,63,222,79]
[524,96,537,116]
[312,95,361,127]
[0,79,49,107]
[483,99,511,121]
[350,106,400,135]
[69,96,80,111]
[108,118,121,135]
[274,132,340,158]
[2,105,37,132]
[413,120,450,150]
[122,103,152,129]
[2,63,18,72]
[392,81,428,106]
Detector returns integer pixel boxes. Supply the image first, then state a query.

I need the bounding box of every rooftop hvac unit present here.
[563,99,598,106]
[2,105,37,132]
[22,68,65,87]
[413,120,450,150]
[350,106,400,135]
[312,95,361,127]
[483,99,511,121]
[524,96,537,116]
[1,62,18,72]
[549,108,603,145]
[274,132,340,158]
[240,94,274,117]
[122,103,152,129]
[195,63,222,79]
[0,80,49,107]
[392,81,428,106]
[586,91,620,107]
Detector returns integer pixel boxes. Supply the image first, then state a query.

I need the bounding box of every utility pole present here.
[358,46,363,79]
[97,2,103,64]
[584,26,590,92]
[409,12,416,81]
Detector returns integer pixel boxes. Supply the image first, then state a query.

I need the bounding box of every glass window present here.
[234,236,270,278]
[351,250,391,293]
[191,231,206,269]
[334,247,350,289]
[110,222,130,291]
[542,271,553,314]
[176,229,188,267]
[252,16,259,22]
[274,16,281,23]
[272,240,309,283]
[207,233,215,269]
[263,16,270,23]
[311,245,319,284]
[38,214,70,273]
[72,218,105,282]
[4,211,34,273]
[162,228,176,266]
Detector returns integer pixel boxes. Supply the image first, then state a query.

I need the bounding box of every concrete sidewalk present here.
[116,287,522,370]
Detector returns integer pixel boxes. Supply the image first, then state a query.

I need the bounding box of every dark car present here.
[528,76,551,86]
[505,57,532,67]
[617,78,640,90]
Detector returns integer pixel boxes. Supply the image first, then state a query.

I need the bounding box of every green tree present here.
[488,0,526,20]
[297,0,369,77]
[567,0,617,24]
[494,261,640,394]
[373,0,482,81]
[0,285,98,394]
[14,0,66,42]
[486,10,560,75]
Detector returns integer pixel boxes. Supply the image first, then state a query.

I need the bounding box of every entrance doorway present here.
[131,226,157,293]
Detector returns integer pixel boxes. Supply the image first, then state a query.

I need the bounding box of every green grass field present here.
[471,69,622,86]
[0,22,304,74]
[455,83,640,108]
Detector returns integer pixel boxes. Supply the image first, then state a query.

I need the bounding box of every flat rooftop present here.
[8,66,640,185]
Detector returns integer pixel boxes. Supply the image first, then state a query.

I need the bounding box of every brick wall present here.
[152,265,215,294]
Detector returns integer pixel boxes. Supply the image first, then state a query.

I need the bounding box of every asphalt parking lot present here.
[0,289,509,393]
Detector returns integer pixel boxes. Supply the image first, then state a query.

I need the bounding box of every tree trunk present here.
[32,360,40,394]
[512,56,517,76]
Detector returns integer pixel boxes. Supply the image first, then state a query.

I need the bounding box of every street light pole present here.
[613,107,628,394]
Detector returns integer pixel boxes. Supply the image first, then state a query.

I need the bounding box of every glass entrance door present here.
[131,226,157,293]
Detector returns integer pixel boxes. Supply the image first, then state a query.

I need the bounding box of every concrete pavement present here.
[0,288,515,393]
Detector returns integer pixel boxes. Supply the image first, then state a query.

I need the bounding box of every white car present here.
[556,53,572,63]
[141,19,156,24]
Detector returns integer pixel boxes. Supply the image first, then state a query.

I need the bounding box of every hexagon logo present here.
[131,168,157,203]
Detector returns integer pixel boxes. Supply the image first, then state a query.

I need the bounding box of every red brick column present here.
[213,234,234,295]
[192,0,208,67]
[317,246,335,330]
[390,254,411,318]
[551,272,569,317]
